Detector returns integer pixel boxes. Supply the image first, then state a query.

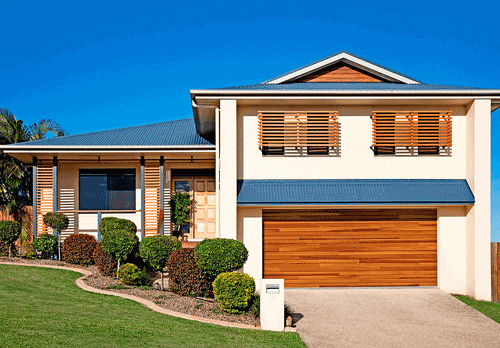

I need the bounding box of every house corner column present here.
[219,99,237,240]
[140,156,145,241]
[238,207,263,289]
[466,99,492,301]
[32,156,37,239]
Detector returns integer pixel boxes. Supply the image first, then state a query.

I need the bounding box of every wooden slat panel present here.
[294,64,385,83]
[258,111,340,148]
[263,209,437,288]
[143,162,161,237]
[372,111,452,153]
[36,164,54,235]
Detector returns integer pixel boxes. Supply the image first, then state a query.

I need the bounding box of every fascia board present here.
[264,52,421,85]
[0,146,215,153]
[191,89,500,96]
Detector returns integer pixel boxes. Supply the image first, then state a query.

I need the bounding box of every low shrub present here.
[139,235,182,271]
[32,233,58,259]
[213,272,255,314]
[99,217,137,237]
[101,229,138,271]
[167,248,213,298]
[0,221,21,257]
[62,234,97,265]
[249,293,260,318]
[93,242,117,277]
[0,240,18,257]
[22,251,38,259]
[194,238,249,279]
[117,263,150,286]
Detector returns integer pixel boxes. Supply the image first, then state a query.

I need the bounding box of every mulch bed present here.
[0,257,260,327]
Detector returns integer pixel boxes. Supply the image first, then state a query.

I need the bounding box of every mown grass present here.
[0,264,305,348]
[454,295,500,324]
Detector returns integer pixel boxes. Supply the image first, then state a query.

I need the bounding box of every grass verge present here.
[453,295,500,323]
[0,264,305,348]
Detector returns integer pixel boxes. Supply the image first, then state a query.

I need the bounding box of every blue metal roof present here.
[6,118,214,147]
[260,50,424,84]
[237,179,474,205]
[208,82,496,91]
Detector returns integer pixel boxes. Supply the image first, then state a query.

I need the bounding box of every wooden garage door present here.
[263,209,437,288]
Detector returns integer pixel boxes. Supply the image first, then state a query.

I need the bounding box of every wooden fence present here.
[0,206,33,254]
[492,243,500,303]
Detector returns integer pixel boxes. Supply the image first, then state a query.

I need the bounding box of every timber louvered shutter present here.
[372,111,452,155]
[143,161,162,237]
[36,161,54,235]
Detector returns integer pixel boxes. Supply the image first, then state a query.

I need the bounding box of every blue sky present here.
[2,1,500,239]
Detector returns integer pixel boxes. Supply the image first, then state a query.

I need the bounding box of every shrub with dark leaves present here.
[167,248,213,298]
[93,242,117,277]
[62,234,97,265]
[0,221,21,257]
[0,240,17,257]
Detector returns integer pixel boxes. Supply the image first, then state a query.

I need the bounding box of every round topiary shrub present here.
[194,238,249,279]
[117,263,150,286]
[43,212,69,232]
[62,234,97,265]
[167,248,213,298]
[0,221,21,257]
[213,272,256,314]
[32,233,58,259]
[139,235,182,271]
[101,229,138,272]
[99,217,137,237]
[93,242,117,277]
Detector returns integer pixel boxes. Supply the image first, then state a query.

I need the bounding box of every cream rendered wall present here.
[237,106,466,180]
[466,99,492,301]
[237,207,263,289]
[437,207,467,294]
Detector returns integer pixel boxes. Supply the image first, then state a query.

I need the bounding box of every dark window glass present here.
[174,181,190,193]
[79,170,135,210]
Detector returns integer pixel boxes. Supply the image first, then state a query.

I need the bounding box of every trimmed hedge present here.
[99,217,137,237]
[0,221,21,257]
[167,248,213,298]
[32,233,58,259]
[62,234,97,265]
[43,212,69,232]
[194,238,249,279]
[139,235,182,271]
[93,242,118,277]
[213,272,255,314]
[117,263,150,286]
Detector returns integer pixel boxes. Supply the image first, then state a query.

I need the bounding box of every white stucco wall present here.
[238,207,263,289]
[437,207,467,294]
[237,105,466,180]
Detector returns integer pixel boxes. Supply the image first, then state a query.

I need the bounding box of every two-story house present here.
[3,51,499,301]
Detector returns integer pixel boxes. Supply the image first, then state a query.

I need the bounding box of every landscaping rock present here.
[153,278,169,291]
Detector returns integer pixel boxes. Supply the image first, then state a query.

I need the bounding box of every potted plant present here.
[170,192,193,241]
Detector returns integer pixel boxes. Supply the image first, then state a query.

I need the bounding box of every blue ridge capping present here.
[6,118,214,147]
[237,179,475,205]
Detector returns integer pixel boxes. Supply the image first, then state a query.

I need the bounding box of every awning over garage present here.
[237,179,474,206]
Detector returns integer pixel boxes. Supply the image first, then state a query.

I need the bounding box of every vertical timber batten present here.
[32,156,37,238]
[53,156,58,236]
[160,156,164,235]
[141,156,145,240]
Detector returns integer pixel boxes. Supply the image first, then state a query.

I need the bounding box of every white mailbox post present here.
[260,279,284,331]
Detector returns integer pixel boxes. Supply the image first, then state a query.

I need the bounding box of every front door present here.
[172,177,216,240]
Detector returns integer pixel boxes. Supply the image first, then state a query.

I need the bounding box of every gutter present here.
[190,89,500,96]
[0,145,216,153]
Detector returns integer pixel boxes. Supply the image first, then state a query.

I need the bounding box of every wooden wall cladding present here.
[263,209,437,288]
[293,63,385,83]
[36,161,54,235]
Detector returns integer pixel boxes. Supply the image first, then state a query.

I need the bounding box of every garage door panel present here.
[263,209,437,288]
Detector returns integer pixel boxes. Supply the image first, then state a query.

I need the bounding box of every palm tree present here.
[0,109,67,253]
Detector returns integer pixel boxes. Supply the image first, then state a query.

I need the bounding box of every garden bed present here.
[0,256,260,327]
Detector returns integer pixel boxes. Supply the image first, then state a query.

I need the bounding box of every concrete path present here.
[285,288,500,348]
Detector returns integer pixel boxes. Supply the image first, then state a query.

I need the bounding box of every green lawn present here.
[454,295,500,324]
[0,264,305,348]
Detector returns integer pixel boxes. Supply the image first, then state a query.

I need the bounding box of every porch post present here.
[160,156,164,235]
[32,156,37,238]
[53,156,58,236]
[141,156,145,240]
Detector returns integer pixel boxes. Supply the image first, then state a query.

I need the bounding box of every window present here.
[258,111,339,156]
[372,111,452,155]
[79,169,135,210]
[173,179,191,235]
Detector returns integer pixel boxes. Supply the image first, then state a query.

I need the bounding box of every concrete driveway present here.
[285,288,500,348]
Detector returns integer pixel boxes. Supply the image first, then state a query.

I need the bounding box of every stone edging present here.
[0,262,262,330]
